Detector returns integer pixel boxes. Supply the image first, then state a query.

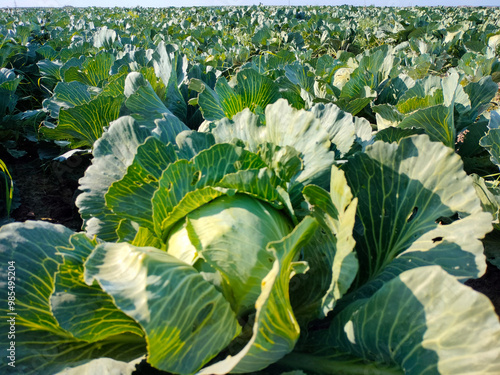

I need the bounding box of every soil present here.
[1,141,89,232]
[466,262,500,316]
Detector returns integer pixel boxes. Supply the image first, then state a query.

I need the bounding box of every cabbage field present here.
[1,5,500,375]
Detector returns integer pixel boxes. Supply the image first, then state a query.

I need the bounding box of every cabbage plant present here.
[1,98,500,375]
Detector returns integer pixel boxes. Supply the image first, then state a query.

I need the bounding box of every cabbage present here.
[166,194,293,316]
[1,100,499,375]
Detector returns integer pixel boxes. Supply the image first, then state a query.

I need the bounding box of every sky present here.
[1,0,498,8]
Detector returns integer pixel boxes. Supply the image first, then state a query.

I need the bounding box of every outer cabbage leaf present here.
[124,72,172,119]
[310,103,372,158]
[37,59,62,83]
[392,72,479,149]
[192,68,281,121]
[480,110,500,170]
[376,73,415,106]
[398,104,455,148]
[337,45,398,115]
[470,174,500,269]
[277,61,316,109]
[151,42,187,121]
[345,135,491,289]
[76,116,153,241]
[0,222,146,375]
[174,130,217,160]
[372,104,405,130]
[374,127,425,143]
[471,174,500,231]
[324,266,500,374]
[55,357,143,375]
[0,68,22,118]
[456,76,498,132]
[51,234,144,342]
[84,243,241,375]
[46,94,123,147]
[188,78,225,122]
[76,114,189,241]
[105,137,178,234]
[92,26,118,49]
[292,166,358,320]
[395,75,443,114]
[397,72,463,148]
[338,85,377,116]
[209,99,335,206]
[42,81,94,119]
[64,51,114,88]
[102,66,129,98]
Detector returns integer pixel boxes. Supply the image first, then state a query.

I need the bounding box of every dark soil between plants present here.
[2,148,500,320]
[2,144,89,232]
[465,262,500,316]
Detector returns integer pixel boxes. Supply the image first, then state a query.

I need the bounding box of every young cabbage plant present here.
[1,99,499,375]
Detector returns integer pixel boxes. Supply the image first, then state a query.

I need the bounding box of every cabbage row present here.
[1,5,500,375]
